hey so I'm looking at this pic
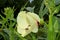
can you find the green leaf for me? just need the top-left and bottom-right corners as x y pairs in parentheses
(39, 1), (48, 18)
(0, 30), (9, 40)
(4, 7), (14, 20)
(53, 5), (60, 15)
(44, 0), (55, 14)
(54, 20), (58, 32)
(26, 6), (35, 12)
(55, 0), (60, 5)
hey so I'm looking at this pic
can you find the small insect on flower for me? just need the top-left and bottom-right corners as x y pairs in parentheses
(17, 11), (40, 37)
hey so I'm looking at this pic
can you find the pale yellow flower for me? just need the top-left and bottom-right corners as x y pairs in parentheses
(17, 11), (40, 37)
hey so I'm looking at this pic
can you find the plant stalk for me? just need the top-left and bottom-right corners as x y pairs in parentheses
(47, 14), (55, 40)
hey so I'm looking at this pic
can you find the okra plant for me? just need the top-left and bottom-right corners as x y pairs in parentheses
(0, 0), (60, 40)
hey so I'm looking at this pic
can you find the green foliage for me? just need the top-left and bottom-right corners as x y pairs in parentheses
(39, 1), (48, 18)
(44, 0), (60, 40)
(0, 0), (60, 40)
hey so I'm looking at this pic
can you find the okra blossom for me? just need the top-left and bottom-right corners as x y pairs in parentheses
(17, 11), (40, 37)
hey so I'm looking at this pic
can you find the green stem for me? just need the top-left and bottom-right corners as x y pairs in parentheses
(47, 15), (55, 40)
(9, 21), (14, 40)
